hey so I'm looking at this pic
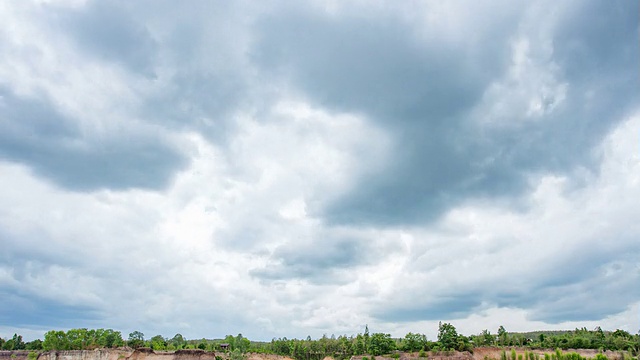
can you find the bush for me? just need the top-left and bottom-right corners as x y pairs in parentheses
(594, 354), (608, 360)
(230, 349), (246, 360)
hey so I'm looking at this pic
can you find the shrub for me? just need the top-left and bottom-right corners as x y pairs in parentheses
(230, 349), (246, 360)
(594, 354), (608, 360)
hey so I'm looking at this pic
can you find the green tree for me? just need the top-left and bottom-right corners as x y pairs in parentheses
(66, 328), (89, 350)
(101, 329), (124, 348)
(498, 326), (508, 347)
(224, 335), (236, 351)
(150, 335), (167, 350)
(128, 331), (145, 349)
(355, 334), (365, 355)
(364, 325), (370, 354)
(43, 330), (69, 350)
(369, 333), (395, 356)
(170, 334), (186, 349)
(2, 338), (14, 350)
(26, 339), (43, 350)
(438, 322), (459, 351)
(14, 334), (25, 350)
(235, 334), (250, 353)
(479, 330), (494, 346)
(402, 332), (427, 352)
(2, 334), (25, 350)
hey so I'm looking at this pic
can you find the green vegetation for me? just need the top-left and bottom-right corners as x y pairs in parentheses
(1, 324), (638, 360)
(403, 332), (427, 352)
(229, 349), (246, 360)
(1, 334), (26, 350)
(40, 328), (125, 350)
(469, 326), (640, 352)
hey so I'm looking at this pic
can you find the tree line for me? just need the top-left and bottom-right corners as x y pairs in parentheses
(469, 327), (639, 351)
(0, 333), (41, 351)
(1, 324), (638, 360)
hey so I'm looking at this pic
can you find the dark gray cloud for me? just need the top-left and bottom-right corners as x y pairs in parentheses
(524, 240), (640, 323)
(0, 290), (100, 328)
(253, 4), (514, 121)
(372, 235), (640, 323)
(250, 236), (367, 284)
(133, 1), (252, 144)
(254, 2), (640, 226)
(54, 0), (158, 77)
(47, 0), (252, 145)
(374, 296), (483, 322)
(0, 88), (186, 191)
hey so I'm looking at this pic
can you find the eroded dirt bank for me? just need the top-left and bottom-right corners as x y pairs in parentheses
(0, 347), (628, 360)
(1, 349), (218, 360)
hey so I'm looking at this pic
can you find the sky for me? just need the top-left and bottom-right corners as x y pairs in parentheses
(1, 0), (639, 342)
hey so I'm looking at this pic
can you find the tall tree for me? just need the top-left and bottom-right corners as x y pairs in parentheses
(364, 325), (370, 354)
(438, 322), (459, 351)
(170, 334), (186, 349)
(498, 326), (508, 347)
(128, 331), (145, 349)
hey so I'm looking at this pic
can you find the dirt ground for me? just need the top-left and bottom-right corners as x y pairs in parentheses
(0, 347), (629, 360)
(471, 347), (626, 360)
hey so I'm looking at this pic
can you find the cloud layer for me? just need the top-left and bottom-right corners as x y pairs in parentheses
(1, 0), (639, 341)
